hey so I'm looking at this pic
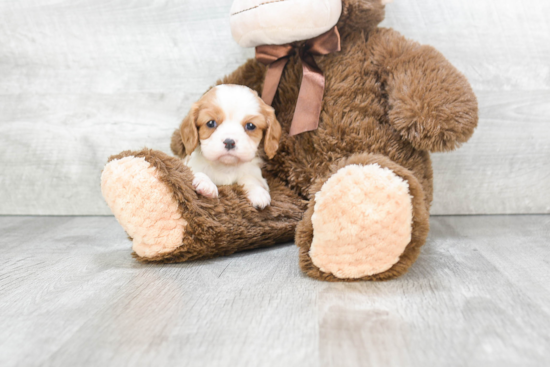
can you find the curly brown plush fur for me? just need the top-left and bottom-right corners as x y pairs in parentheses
(108, 149), (307, 263)
(108, 0), (477, 281)
(295, 153), (430, 281)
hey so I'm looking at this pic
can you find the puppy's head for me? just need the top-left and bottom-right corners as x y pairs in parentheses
(180, 84), (281, 165)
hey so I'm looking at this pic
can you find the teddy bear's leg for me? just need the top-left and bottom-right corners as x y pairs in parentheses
(101, 149), (306, 262)
(296, 153), (430, 281)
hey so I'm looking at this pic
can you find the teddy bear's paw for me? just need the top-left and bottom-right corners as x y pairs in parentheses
(309, 164), (413, 279)
(101, 156), (187, 259)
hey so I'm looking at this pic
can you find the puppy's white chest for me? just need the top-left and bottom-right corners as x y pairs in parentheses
(202, 165), (240, 186)
(185, 150), (271, 209)
(184, 151), (256, 186)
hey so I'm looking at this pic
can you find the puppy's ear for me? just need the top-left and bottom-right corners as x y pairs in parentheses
(180, 103), (199, 155)
(262, 105), (281, 159)
(170, 128), (186, 158)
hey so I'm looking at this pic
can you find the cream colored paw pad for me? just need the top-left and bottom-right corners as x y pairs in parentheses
(309, 164), (413, 278)
(101, 156), (187, 258)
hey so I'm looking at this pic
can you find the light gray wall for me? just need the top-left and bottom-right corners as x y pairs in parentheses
(0, 0), (548, 215)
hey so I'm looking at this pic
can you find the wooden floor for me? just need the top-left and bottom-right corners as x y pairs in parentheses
(0, 215), (549, 367)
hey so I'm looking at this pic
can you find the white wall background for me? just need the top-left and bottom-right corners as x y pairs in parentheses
(0, 0), (548, 215)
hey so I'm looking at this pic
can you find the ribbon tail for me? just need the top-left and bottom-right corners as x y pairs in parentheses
(289, 56), (325, 136)
(261, 58), (289, 106)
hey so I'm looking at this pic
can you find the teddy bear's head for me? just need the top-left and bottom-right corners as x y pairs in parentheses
(230, 0), (390, 48)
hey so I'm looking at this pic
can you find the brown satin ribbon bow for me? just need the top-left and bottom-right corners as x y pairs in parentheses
(255, 26), (341, 136)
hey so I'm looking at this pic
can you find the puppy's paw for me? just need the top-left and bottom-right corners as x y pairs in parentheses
(247, 187), (271, 209)
(192, 173), (218, 199)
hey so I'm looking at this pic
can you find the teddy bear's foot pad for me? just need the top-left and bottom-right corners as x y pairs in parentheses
(309, 164), (413, 279)
(101, 156), (187, 258)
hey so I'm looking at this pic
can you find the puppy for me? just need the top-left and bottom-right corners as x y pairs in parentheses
(179, 84), (282, 209)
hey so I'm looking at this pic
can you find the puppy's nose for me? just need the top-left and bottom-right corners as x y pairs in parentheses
(223, 138), (236, 150)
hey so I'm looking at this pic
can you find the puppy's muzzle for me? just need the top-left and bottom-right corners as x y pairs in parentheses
(223, 138), (236, 151)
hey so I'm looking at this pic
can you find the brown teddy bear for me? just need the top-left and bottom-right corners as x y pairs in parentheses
(101, 0), (478, 281)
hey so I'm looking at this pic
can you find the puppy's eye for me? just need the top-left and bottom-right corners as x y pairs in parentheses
(245, 123), (256, 131)
(206, 120), (217, 128)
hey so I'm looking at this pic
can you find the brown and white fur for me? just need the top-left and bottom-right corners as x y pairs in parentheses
(102, 0), (477, 282)
(179, 84), (281, 209)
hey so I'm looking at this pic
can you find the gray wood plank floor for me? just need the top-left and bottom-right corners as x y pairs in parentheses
(0, 215), (549, 367)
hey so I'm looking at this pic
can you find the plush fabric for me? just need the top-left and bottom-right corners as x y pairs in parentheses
(309, 163), (413, 278)
(104, 149), (307, 263)
(295, 153), (430, 281)
(101, 156), (187, 258)
(103, 0), (478, 281)
(230, 0), (342, 47)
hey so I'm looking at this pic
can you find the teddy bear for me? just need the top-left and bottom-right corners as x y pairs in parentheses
(101, 0), (478, 282)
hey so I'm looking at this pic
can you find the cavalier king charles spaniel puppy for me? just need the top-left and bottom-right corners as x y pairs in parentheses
(179, 84), (282, 209)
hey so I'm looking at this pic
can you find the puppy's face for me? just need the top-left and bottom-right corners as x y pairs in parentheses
(180, 85), (281, 165)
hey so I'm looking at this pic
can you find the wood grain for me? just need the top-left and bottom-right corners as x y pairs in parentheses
(0, 215), (549, 366)
(0, 0), (549, 215)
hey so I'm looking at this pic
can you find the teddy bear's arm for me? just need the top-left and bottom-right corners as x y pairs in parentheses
(171, 59), (266, 158)
(372, 28), (478, 152)
(216, 58), (266, 94)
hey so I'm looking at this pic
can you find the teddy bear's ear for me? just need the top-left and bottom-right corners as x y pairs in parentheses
(261, 105), (281, 159)
(339, 0), (387, 31)
(179, 103), (199, 155)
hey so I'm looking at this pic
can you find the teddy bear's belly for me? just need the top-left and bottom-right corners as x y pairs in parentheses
(267, 125), (433, 206)
(266, 44), (433, 203)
